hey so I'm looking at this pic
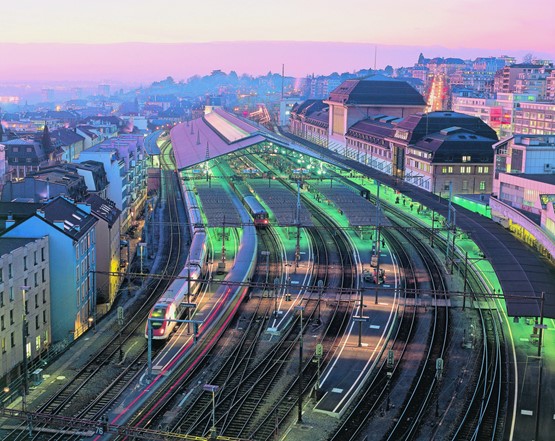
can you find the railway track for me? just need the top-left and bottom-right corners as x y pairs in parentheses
(328, 224), (420, 441)
(133, 163), (356, 440)
(447, 263), (506, 440)
(383, 217), (449, 440)
(245, 187), (356, 441)
(3, 145), (187, 440)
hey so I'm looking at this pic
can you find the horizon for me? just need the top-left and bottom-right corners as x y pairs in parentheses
(2, 0), (554, 87)
(1, 41), (551, 87)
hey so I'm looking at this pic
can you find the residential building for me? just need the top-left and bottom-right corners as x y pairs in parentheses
(2, 139), (47, 179)
(0, 236), (51, 382)
(75, 135), (147, 231)
(84, 194), (121, 307)
(452, 96), (505, 134)
(73, 161), (109, 200)
(1, 165), (88, 203)
(494, 63), (551, 96)
(49, 128), (85, 162)
(513, 102), (555, 135)
(493, 134), (555, 193)
(2, 196), (97, 342)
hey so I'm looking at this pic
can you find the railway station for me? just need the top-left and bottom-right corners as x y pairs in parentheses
(3, 106), (555, 441)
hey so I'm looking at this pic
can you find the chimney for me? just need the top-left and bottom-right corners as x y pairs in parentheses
(5, 212), (15, 228)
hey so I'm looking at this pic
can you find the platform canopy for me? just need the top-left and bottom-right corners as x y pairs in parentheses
(171, 108), (346, 171)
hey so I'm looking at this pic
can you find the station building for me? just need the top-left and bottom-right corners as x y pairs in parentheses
(289, 78), (498, 196)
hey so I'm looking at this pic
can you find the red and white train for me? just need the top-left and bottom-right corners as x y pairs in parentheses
(145, 185), (207, 340)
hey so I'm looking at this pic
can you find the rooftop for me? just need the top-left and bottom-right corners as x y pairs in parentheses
(328, 78), (426, 107)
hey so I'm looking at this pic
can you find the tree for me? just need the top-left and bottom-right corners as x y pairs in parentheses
(522, 53), (534, 64)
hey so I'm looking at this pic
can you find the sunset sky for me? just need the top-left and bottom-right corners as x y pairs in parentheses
(1, 0), (554, 82)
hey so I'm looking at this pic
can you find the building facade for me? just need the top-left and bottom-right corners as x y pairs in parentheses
(2, 197), (97, 342)
(0, 236), (51, 382)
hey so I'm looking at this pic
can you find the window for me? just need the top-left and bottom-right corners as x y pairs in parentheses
(462, 155), (471, 162)
(479, 181), (486, 191)
(41, 248), (45, 262)
(25, 299), (28, 315)
(42, 268), (46, 283)
(35, 316), (39, 330)
(462, 180), (468, 190)
(42, 289), (46, 304)
(43, 310), (47, 324)
(1, 337), (5, 353)
(34, 273), (38, 287)
(0, 292), (3, 307)
(34, 294), (38, 309)
(10, 310), (14, 325)
(11, 332), (16, 347)
(34, 251), (37, 266)
(8, 264), (12, 278)
(484, 166), (489, 173)
(1, 315), (4, 330)
(9, 286), (13, 301)
(36, 335), (41, 352)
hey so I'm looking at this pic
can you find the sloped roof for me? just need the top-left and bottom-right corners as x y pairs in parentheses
(37, 196), (97, 240)
(171, 109), (266, 170)
(395, 111), (498, 143)
(328, 78), (426, 106)
(0, 238), (40, 257)
(347, 117), (397, 139)
(84, 194), (121, 227)
(50, 128), (85, 147)
(412, 128), (496, 162)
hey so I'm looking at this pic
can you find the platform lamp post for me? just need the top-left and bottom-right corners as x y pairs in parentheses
(203, 384), (219, 439)
(317, 280), (324, 325)
(262, 251), (270, 286)
(21, 285), (31, 408)
(534, 293), (546, 441)
(274, 277), (280, 317)
(462, 252), (491, 311)
(139, 242), (146, 275)
(295, 305), (305, 424)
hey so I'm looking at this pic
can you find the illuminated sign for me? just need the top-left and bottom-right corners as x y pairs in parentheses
(539, 194), (555, 210)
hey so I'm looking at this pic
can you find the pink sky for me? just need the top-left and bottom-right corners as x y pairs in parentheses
(1, 41), (553, 84)
(1, 0), (554, 83)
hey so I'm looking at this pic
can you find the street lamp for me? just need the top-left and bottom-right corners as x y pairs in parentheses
(21, 285), (31, 407)
(294, 305), (305, 424)
(203, 384), (219, 439)
(274, 277), (280, 317)
(462, 252), (489, 311)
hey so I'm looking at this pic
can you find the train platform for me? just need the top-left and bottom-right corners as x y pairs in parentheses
(309, 179), (389, 227)
(194, 180), (242, 227)
(248, 179), (314, 226)
(282, 132), (555, 318)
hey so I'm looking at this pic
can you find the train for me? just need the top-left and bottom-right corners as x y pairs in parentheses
(243, 195), (269, 227)
(231, 181), (269, 228)
(145, 182), (207, 340)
